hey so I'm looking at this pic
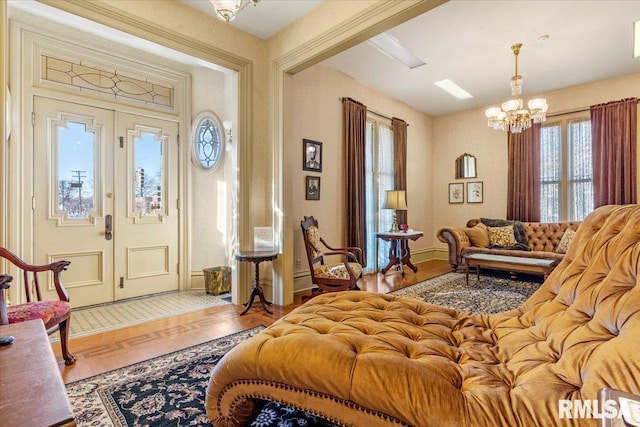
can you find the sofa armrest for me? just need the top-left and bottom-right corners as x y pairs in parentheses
(437, 227), (471, 270)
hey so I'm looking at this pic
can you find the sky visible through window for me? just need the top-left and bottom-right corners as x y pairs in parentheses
(58, 122), (162, 218)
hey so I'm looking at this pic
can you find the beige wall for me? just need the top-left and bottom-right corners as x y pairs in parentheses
(432, 72), (640, 252)
(286, 64), (433, 291)
(190, 68), (235, 274)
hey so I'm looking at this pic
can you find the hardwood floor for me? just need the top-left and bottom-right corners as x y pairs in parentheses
(53, 259), (452, 384)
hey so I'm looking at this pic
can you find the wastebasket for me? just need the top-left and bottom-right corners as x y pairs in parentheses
(203, 266), (231, 295)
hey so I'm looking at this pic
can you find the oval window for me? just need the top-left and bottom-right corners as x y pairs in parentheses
(192, 111), (224, 171)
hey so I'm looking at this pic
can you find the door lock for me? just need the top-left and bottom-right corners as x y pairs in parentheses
(105, 214), (113, 240)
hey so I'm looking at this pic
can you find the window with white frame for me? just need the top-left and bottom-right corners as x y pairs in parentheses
(540, 115), (594, 222)
(364, 114), (394, 273)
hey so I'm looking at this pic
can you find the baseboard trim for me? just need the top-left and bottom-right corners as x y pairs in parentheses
(411, 248), (448, 263)
(191, 271), (204, 290)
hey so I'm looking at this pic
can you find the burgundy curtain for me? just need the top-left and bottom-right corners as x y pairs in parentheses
(506, 124), (541, 221)
(343, 97), (368, 266)
(392, 117), (408, 226)
(591, 98), (638, 208)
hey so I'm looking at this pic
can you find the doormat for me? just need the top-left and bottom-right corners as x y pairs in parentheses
(59, 290), (231, 341)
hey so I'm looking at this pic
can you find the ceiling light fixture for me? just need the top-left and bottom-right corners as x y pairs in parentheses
(210, 0), (260, 23)
(367, 33), (426, 69)
(485, 43), (548, 133)
(434, 79), (473, 100)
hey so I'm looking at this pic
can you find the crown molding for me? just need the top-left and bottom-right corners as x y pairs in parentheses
(38, 0), (252, 72)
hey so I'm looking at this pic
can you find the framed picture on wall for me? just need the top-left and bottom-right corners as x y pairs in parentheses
(467, 181), (483, 204)
(303, 139), (322, 172)
(305, 176), (321, 200)
(448, 183), (464, 204)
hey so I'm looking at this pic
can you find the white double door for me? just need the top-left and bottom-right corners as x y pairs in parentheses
(33, 97), (179, 307)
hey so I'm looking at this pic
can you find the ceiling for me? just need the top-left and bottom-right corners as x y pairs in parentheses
(174, 1), (640, 117)
(180, 0), (325, 40)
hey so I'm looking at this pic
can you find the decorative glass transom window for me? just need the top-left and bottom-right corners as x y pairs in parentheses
(192, 111), (224, 171)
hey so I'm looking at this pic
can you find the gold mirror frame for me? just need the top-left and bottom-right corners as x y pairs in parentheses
(455, 153), (477, 179)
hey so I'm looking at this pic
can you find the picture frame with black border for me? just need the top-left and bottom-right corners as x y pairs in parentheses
(303, 139), (322, 172)
(448, 182), (464, 204)
(467, 181), (483, 204)
(305, 176), (320, 200)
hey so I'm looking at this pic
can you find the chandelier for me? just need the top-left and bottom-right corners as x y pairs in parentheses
(485, 43), (548, 133)
(210, 0), (260, 23)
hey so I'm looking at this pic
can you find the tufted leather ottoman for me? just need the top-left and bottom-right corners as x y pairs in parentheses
(208, 204), (640, 426)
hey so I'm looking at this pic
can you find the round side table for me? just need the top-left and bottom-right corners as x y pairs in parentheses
(235, 251), (278, 315)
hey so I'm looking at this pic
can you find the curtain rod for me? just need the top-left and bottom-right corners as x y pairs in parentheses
(339, 97), (409, 126)
(548, 99), (640, 118)
(547, 107), (589, 118)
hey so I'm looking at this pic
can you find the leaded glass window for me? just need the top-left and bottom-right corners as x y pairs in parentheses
(192, 112), (224, 171)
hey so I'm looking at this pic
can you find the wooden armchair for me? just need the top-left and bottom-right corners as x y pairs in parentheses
(0, 247), (75, 365)
(300, 216), (363, 293)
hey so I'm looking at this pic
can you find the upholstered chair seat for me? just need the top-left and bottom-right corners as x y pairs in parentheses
(313, 262), (363, 280)
(7, 300), (71, 324)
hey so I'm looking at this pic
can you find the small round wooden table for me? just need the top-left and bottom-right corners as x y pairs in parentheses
(235, 250), (278, 315)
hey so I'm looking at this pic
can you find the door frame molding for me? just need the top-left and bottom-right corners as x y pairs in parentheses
(31, 0), (253, 305)
(9, 18), (195, 304)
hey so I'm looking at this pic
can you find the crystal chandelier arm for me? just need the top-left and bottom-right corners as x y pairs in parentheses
(484, 43), (548, 133)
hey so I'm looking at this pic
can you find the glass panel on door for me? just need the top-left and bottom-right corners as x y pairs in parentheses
(133, 132), (163, 217)
(57, 122), (95, 220)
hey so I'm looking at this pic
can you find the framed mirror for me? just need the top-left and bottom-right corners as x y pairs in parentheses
(455, 153), (477, 179)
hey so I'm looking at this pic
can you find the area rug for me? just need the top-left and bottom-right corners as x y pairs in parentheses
(390, 271), (543, 313)
(61, 290), (231, 341)
(67, 326), (337, 427)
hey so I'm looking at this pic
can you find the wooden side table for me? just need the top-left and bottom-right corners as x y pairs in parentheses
(0, 320), (76, 426)
(376, 231), (424, 277)
(235, 251), (278, 315)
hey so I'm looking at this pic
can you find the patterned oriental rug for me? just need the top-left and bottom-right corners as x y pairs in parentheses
(67, 326), (338, 427)
(67, 272), (542, 426)
(390, 271), (543, 313)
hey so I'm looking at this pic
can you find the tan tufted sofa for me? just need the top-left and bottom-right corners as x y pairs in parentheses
(437, 218), (581, 271)
(207, 205), (640, 426)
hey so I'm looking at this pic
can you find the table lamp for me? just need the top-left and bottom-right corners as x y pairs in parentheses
(383, 190), (407, 232)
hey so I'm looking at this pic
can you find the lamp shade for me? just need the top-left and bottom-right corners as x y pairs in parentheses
(383, 190), (408, 210)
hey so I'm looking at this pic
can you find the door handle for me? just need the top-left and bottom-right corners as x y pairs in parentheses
(105, 214), (113, 240)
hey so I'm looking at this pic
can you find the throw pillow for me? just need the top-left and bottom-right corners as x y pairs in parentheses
(556, 229), (576, 254)
(465, 223), (490, 247)
(487, 225), (518, 247)
(481, 218), (528, 246)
